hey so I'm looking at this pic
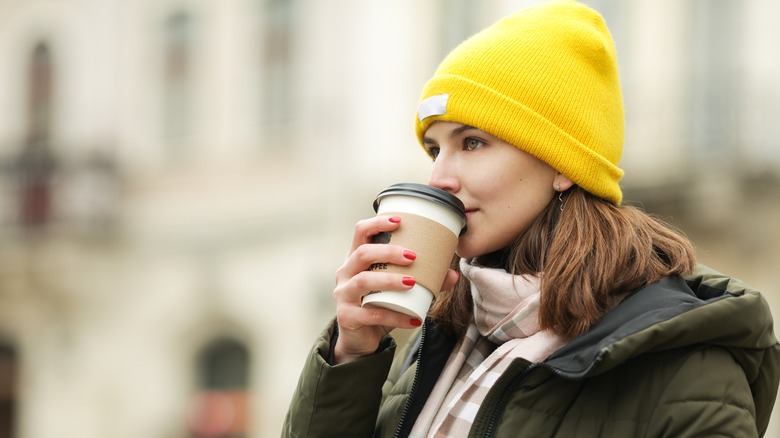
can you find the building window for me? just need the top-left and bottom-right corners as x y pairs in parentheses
(262, 0), (294, 126)
(188, 338), (251, 438)
(17, 42), (57, 228)
(0, 344), (17, 438)
(689, 0), (743, 160)
(27, 43), (53, 146)
(163, 11), (195, 150)
(438, 0), (479, 58)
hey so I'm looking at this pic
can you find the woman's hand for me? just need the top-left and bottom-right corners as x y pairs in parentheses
(332, 215), (459, 364)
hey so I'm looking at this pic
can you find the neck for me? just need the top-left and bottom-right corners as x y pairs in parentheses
(474, 247), (511, 270)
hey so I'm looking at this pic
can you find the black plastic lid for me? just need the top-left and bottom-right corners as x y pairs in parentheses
(373, 183), (467, 233)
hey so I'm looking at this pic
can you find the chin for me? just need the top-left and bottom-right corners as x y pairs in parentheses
(456, 240), (486, 261)
(457, 235), (511, 263)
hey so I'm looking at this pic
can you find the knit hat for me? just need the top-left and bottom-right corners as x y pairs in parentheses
(415, 0), (625, 205)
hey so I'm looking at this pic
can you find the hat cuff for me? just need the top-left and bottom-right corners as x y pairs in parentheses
(415, 74), (624, 205)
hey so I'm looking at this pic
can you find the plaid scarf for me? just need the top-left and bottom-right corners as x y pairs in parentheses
(409, 259), (567, 438)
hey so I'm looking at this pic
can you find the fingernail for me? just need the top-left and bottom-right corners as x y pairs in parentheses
(403, 250), (416, 260)
(402, 276), (416, 286)
(410, 318), (422, 327)
(388, 216), (401, 223)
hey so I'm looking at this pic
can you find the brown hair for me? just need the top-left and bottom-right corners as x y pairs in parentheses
(429, 186), (696, 339)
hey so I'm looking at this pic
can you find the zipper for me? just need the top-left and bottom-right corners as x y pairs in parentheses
(394, 321), (427, 438)
(482, 363), (536, 438)
(482, 355), (604, 438)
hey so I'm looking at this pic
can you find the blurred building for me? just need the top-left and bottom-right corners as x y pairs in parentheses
(0, 0), (777, 437)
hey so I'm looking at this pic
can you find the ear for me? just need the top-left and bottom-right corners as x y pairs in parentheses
(553, 173), (574, 191)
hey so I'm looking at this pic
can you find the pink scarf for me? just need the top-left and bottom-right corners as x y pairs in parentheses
(409, 259), (567, 438)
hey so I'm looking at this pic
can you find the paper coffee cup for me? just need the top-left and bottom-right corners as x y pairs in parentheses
(362, 183), (467, 320)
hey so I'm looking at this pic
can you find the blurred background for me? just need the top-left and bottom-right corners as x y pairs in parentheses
(0, 0), (778, 436)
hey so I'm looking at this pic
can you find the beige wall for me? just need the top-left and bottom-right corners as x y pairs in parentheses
(0, 0), (778, 436)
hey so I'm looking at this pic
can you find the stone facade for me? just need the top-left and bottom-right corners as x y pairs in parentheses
(0, 1), (777, 437)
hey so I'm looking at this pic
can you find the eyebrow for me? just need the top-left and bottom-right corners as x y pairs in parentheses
(422, 124), (478, 144)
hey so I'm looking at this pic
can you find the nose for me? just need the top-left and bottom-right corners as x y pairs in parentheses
(427, 154), (459, 193)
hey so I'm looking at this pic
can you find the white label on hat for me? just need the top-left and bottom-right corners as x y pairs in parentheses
(417, 94), (449, 121)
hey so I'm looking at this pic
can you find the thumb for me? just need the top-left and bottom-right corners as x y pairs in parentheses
(440, 269), (460, 292)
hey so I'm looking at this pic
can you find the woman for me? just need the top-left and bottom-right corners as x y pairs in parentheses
(284, 1), (780, 437)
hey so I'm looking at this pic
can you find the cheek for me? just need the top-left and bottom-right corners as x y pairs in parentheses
(456, 214), (520, 258)
(501, 192), (551, 237)
(504, 209), (536, 240)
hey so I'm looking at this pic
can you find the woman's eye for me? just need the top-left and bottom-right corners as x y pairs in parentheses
(427, 147), (440, 160)
(465, 138), (486, 151)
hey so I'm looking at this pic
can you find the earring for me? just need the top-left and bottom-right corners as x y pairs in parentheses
(558, 191), (564, 212)
(554, 183), (561, 191)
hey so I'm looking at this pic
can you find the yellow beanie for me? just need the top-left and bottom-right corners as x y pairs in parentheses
(415, 0), (624, 205)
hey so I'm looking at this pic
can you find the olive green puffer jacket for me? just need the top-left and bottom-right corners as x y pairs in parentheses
(283, 265), (780, 437)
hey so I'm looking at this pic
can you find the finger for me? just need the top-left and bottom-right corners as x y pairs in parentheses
(337, 302), (423, 332)
(348, 215), (403, 255)
(440, 268), (460, 292)
(334, 305), (419, 363)
(336, 244), (417, 282)
(333, 271), (416, 304)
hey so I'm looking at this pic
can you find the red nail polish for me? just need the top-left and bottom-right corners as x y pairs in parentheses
(402, 276), (416, 286)
(403, 250), (416, 260)
(410, 318), (422, 327)
(388, 216), (401, 223)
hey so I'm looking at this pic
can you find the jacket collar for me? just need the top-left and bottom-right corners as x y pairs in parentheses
(545, 268), (776, 379)
(544, 275), (708, 377)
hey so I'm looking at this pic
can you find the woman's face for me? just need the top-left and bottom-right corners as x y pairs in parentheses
(423, 121), (569, 260)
